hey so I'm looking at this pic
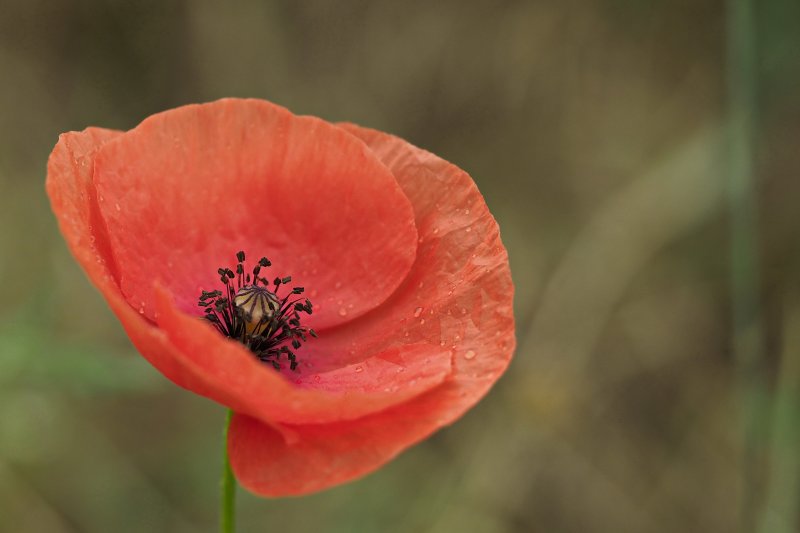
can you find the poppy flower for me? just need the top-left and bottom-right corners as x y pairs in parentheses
(46, 98), (515, 496)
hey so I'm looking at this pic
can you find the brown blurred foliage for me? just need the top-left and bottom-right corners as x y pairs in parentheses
(1, 1), (799, 532)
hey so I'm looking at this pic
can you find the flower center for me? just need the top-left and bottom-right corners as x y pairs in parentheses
(198, 251), (316, 371)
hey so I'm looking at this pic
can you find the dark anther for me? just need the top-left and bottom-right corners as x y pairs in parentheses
(198, 251), (315, 372)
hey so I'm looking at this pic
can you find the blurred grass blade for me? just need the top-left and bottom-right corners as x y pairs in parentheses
(758, 291), (800, 533)
(726, 0), (768, 530)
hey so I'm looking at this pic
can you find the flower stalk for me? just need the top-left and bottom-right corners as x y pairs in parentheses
(221, 409), (236, 533)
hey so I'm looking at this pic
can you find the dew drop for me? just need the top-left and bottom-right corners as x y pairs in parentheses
(337, 299), (343, 305)
(433, 228), (439, 235)
(313, 375), (321, 383)
(338, 307), (348, 317)
(114, 202), (121, 212)
(461, 308), (468, 315)
(465, 227), (472, 233)
(355, 366), (363, 373)
(419, 318), (425, 325)
(396, 367), (405, 373)
(418, 281), (424, 288)
(464, 350), (477, 360)
(413, 307), (423, 318)
(334, 281), (342, 289)
(439, 340), (446, 347)
(464, 208), (470, 215)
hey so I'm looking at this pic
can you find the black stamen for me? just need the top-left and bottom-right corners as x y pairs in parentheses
(198, 251), (315, 372)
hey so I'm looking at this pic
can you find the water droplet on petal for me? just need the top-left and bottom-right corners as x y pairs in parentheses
(465, 208), (470, 215)
(338, 307), (347, 317)
(334, 281), (342, 289)
(461, 308), (468, 315)
(413, 307), (423, 318)
(464, 350), (477, 360)
(418, 281), (424, 288)
(355, 366), (363, 373)
(313, 375), (321, 383)
(433, 227), (439, 235)
(419, 318), (425, 325)
(114, 202), (121, 212)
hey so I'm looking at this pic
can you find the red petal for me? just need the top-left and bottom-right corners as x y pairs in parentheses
(47, 117), (453, 427)
(92, 98), (417, 330)
(228, 124), (515, 496)
(46, 129), (215, 391)
(153, 286), (452, 424)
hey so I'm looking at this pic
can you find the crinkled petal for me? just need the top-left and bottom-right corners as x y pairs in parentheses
(228, 124), (515, 496)
(46, 128), (256, 398)
(47, 121), (453, 426)
(153, 286), (452, 424)
(92, 98), (417, 330)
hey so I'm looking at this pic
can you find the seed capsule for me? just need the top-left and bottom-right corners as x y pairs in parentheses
(234, 285), (280, 333)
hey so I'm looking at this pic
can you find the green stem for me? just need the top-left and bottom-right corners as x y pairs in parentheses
(220, 409), (236, 533)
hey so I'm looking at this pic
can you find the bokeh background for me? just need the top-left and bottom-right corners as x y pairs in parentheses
(2, 1), (799, 532)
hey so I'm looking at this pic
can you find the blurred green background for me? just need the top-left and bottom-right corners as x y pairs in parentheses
(2, 1), (799, 532)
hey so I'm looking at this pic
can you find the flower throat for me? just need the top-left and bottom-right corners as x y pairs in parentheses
(197, 251), (315, 371)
